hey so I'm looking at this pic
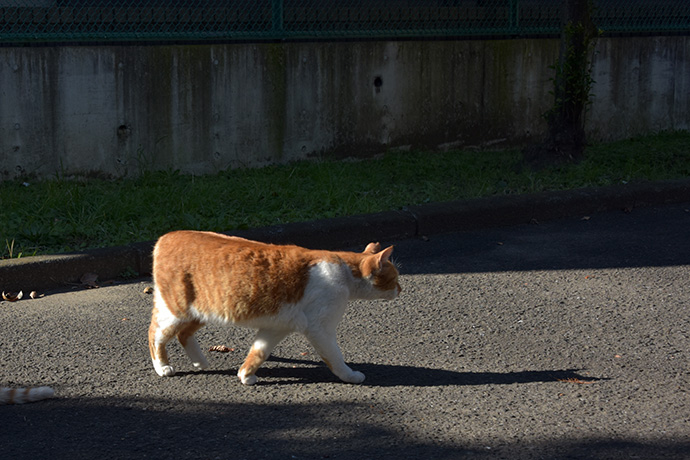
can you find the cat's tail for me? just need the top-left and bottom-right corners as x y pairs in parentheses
(0, 386), (55, 405)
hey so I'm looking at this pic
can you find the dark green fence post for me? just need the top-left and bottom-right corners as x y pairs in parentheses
(272, 0), (284, 35)
(510, 0), (519, 34)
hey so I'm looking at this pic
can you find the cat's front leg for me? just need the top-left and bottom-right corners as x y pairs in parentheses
(238, 329), (289, 385)
(305, 330), (365, 384)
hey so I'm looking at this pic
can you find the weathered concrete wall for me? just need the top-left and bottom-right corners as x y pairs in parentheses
(588, 36), (690, 140)
(0, 36), (688, 180)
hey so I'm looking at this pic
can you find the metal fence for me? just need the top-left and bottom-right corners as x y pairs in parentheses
(0, 0), (688, 43)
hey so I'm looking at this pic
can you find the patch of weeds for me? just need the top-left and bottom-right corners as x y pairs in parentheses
(119, 267), (139, 279)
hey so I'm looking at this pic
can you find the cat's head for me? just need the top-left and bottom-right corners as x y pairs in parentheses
(360, 243), (401, 300)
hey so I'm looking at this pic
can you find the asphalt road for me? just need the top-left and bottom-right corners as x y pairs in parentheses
(2, 202), (689, 460)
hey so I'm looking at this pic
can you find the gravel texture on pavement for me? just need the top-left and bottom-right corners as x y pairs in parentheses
(2, 201), (689, 459)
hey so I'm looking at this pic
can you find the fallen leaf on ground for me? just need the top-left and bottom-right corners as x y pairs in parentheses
(143, 287), (154, 294)
(29, 290), (45, 299)
(2, 291), (23, 302)
(209, 345), (233, 353)
(557, 377), (596, 385)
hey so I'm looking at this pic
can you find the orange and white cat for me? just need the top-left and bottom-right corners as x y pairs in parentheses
(148, 230), (401, 385)
(0, 386), (54, 404)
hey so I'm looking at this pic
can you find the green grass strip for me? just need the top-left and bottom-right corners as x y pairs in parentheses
(1, 130), (689, 258)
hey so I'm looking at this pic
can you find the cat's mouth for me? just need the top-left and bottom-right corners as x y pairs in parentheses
(384, 283), (402, 300)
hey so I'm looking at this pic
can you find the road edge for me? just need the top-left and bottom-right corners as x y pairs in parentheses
(2, 178), (689, 292)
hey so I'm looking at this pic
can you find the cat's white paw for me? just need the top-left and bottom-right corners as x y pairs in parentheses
(343, 371), (365, 384)
(153, 360), (176, 377)
(239, 374), (258, 386)
(192, 360), (210, 370)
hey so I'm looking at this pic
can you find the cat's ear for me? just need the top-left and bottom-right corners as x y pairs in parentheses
(364, 242), (381, 254)
(375, 246), (394, 268)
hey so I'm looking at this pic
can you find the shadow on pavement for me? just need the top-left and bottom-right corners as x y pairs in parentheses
(393, 204), (690, 275)
(3, 395), (687, 460)
(264, 357), (606, 388)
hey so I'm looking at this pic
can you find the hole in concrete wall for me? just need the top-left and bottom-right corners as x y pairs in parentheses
(374, 76), (383, 94)
(117, 124), (131, 139)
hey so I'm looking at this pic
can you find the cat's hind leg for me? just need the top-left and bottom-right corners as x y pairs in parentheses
(177, 321), (210, 371)
(305, 329), (365, 384)
(238, 329), (288, 385)
(149, 297), (185, 377)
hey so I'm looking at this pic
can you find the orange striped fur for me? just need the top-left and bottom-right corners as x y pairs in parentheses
(148, 230), (401, 385)
(0, 386), (54, 405)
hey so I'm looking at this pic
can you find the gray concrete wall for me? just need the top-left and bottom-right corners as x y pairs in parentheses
(1, 36), (688, 180)
(588, 36), (690, 140)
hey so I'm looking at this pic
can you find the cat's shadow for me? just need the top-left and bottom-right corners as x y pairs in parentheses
(181, 356), (606, 387)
